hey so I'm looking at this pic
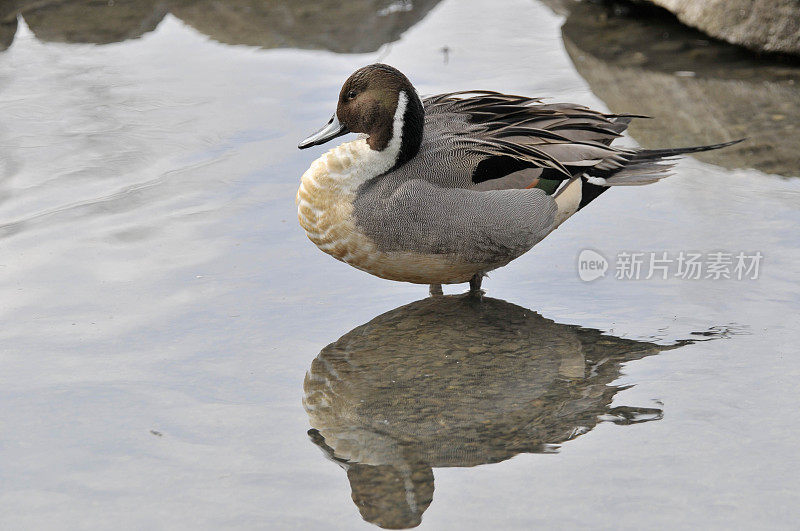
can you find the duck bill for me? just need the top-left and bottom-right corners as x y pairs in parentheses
(298, 114), (349, 149)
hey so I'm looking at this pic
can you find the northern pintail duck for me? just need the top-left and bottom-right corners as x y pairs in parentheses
(297, 64), (740, 295)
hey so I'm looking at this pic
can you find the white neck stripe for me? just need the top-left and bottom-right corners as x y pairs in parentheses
(388, 90), (409, 156)
(366, 90), (408, 176)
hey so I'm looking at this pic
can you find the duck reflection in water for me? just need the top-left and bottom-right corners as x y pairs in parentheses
(304, 295), (721, 529)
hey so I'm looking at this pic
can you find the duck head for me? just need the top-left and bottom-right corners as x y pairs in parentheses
(298, 63), (425, 168)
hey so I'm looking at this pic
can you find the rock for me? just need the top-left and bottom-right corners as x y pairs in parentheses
(0, 19), (15, 51)
(641, 0), (800, 56)
(170, 0), (442, 54)
(5, 0), (442, 53)
(22, 0), (168, 44)
(561, 1), (800, 177)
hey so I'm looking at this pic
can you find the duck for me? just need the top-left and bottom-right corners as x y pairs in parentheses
(296, 63), (740, 296)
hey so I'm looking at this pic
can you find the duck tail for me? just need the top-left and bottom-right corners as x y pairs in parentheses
(552, 138), (744, 228)
(582, 138), (745, 190)
(586, 138), (745, 188)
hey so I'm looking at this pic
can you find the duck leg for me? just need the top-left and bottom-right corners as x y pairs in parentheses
(429, 283), (443, 297)
(469, 274), (483, 296)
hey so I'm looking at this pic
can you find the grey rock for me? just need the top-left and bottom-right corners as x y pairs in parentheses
(642, 0), (800, 56)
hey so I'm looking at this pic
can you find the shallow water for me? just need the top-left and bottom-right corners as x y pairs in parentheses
(1, 0), (799, 529)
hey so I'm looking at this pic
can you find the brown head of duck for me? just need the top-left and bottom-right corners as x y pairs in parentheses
(298, 64), (424, 168)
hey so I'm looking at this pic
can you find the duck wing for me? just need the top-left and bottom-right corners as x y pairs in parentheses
(420, 90), (741, 209)
(421, 90), (635, 189)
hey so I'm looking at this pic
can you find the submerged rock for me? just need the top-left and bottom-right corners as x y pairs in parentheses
(642, 0), (800, 56)
(561, 1), (800, 177)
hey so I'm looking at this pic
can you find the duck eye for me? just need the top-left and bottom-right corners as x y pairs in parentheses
(346, 90), (357, 100)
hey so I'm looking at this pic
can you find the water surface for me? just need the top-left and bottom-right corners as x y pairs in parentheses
(1, 0), (799, 529)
